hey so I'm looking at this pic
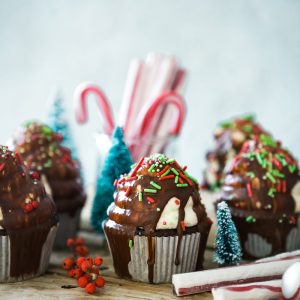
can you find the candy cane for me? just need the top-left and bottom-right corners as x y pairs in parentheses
(138, 91), (185, 138)
(74, 82), (115, 135)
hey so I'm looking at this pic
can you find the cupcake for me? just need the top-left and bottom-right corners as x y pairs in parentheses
(0, 145), (58, 282)
(219, 134), (300, 259)
(104, 153), (212, 283)
(201, 114), (269, 247)
(11, 122), (86, 248)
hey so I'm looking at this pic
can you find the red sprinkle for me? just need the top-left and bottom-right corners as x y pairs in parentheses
(273, 158), (282, 169)
(247, 183), (253, 197)
(157, 165), (169, 176)
(125, 186), (131, 197)
(282, 180), (287, 193)
(131, 156), (144, 177)
(24, 203), (33, 213)
(147, 197), (155, 204)
(159, 175), (174, 181)
(290, 216), (297, 224)
(0, 163), (5, 172)
(179, 173), (193, 186)
(125, 176), (137, 182)
(15, 152), (22, 164)
(178, 177), (184, 184)
(182, 166), (187, 171)
(118, 178), (125, 184)
(276, 181), (281, 192)
(180, 221), (186, 231)
(113, 179), (118, 187)
(31, 201), (39, 209)
(174, 160), (181, 169)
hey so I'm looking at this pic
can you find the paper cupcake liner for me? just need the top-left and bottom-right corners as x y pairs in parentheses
(54, 209), (81, 249)
(244, 233), (273, 258)
(286, 214), (300, 251)
(0, 225), (57, 283)
(128, 232), (201, 283)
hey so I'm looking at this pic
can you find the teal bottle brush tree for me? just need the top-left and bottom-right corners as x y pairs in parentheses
(47, 92), (79, 161)
(214, 201), (242, 265)
(91, 126), (133, 233)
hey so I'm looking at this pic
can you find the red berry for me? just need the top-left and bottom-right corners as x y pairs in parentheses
(72, 268), (83, 279)
(68, 269), (76, 278)
(29, 171), (40, 180)
(85, 257), (93, 265)
(66, 238), (75, 247)
(24, 203), (33, 213)
(95, 276), (105, 288)
(85, 283), (96, 294)
(78, 276), (88, 288)
(76, 257), (85, 267)
(31, 201), (39, 209)
(76, 245), (89, 256)
(75, 236), (84, 245)
(62, 257), (74, 270)
(93, 256), (103, 266)
(81, 261), (92, 272)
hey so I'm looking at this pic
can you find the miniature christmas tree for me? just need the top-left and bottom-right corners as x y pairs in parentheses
(214, 201), (242, 265)
(47, 93), (78, 160)
(91, 126), (133, 232)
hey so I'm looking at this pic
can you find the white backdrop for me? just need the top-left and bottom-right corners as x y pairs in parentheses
(0, 0), (299, 184)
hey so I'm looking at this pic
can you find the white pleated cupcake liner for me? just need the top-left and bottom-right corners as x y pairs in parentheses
(54, 209), (81, 249)
(0, 225), (58, 283)
(244, 213), (300, 258)
(128, 232), (201, 283)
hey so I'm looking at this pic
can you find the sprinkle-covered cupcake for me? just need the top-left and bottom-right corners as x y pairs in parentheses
(201, 114), (269, 247)
(219, 135), (300, 259)
(104, 154), (212, 283)
(0, 146), (58, 282)
(11, 122), (86, 248)
(203, 114), (268, 191)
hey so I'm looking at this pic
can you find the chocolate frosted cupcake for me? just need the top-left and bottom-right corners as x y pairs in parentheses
(201, 114), (269, 247)
(104, 154), (211, 283)
(0, 146), (58, 282)
(219, 134), (300, 259)
(203, 114), (268, 191)
(11, 122), (86, 248)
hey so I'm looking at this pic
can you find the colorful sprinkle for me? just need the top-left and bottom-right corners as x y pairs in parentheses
(157, 165), (169, 176)
(183, 171), (198, 184)
(160, 169), (171, 177)
(246, 171), (255, 178)
(180, 221), (186, 231)
(166, 158), (175, 163)
(176, 183), (188, 188)
(147, 197), (155, 204)
(125, 186), (131, 197)
(272, 170), (285, 178)
(150, 181), (161, 190)
(179, 173), (193, 186)
(175, 176), (179, 184)
(159, 174), (174, 181)
(171, 168), (179, 175)
(144, 188), (157, 193)
(282, 180), (287, 193)
(288, 164), (296, 174)
(246, 183), (253, 197)
(0, 163), (5, 172)
(138, 192), (143, 202)
(131, 156), (144, 177)
(268, 188), (276, 198)
(148, 164), (156, 173)
(266, 172), (276, 184)
(246, 216), (256, 223)
(128, 239), (133, 249)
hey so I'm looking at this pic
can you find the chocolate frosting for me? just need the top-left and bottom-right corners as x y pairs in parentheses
(203, 115), (269, 191)
(12, 122), (86, 214)
(219, 135), (300, 258)
(105, 153), (211, 282)
(0, 145), (57, 277)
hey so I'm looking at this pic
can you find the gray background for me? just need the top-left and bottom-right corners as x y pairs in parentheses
(0, 0), (299, 183)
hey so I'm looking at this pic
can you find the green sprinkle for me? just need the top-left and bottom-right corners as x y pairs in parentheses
(272, 170), (285, 178)
(243, 124), (252, 133)
(130, 163), (136, 169)
(267, 161), (273, 173)
(246, 172), (255, 178)
(128, 239), (133, 249)
(150, 181), (161, 190)
(246, 215), (256, 223)
(242, 114), (255, 121)
(275, 154), (287, 166)
(268, 188), (276, 198)
(138, 192), (143, 202)
(184, 171), (198, 184)
(148, 164), (156, 172)
(166, 158), (175, 163)
(144, 188), (157, 193)
(42, 126), (52, 136)
(260, 134), (276, 147)
(171, 168), (179, 175)
(159, 155), (166, 162)
(44, 160), (52, 168)
(266, 172), (276, 184)
(161, 169), (170, 177)
(255, 153), (263, 166)
(175, 176), (179, 184)
(176, 183), (188, 188)
(219, 120), (234, 129)
(289, 165), (296, 173)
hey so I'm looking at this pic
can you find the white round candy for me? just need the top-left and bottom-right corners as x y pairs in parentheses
(282, 262), (300, 299)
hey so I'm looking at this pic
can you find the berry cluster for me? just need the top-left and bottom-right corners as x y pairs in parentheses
(62, 237), (105, 295)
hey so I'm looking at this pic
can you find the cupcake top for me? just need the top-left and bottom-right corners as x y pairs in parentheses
(203, 114), (269, 191)
(220, 134), (300, 219)
(107, 153), (210, 236)
(0, 145), (57, 231)
(12, 121), (86, 214)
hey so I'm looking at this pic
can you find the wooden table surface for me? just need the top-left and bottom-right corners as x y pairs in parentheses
(0, 241), (216, 300)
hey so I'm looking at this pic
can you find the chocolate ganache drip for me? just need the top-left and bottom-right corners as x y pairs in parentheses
(203, 114), (269, 191)
(105, 154), (211, 282)
(12, 122), (86, 215)
(0, 145), (57, 277)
